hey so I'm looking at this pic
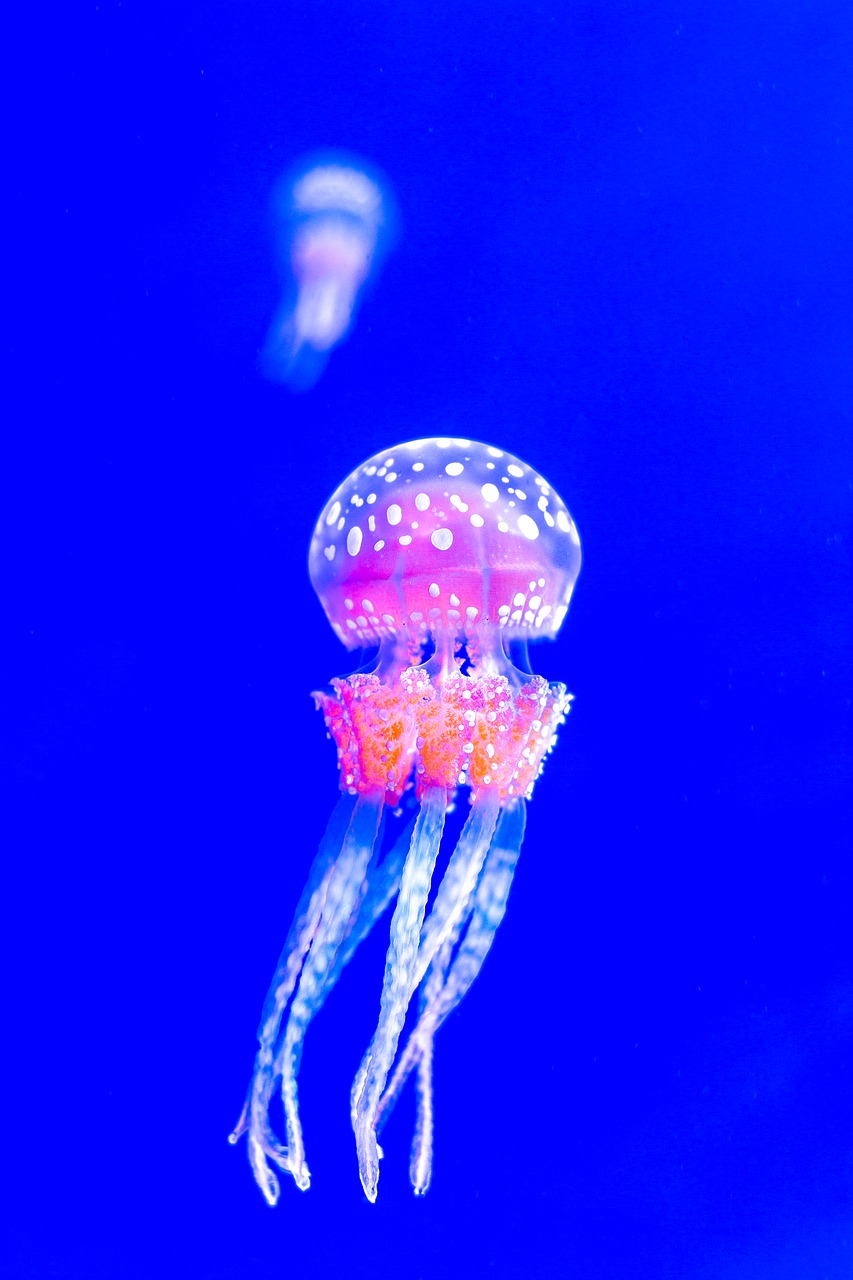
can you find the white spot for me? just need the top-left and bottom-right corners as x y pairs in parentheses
(362, 599), (374, 613)
(497, 521), (509, 533)
(385, 472), (398, 482)
(377, 467), (387, 477)
(365, 466), (378, 476)
(543, 511), (555, 527)
(449, 593), (460, 606)
(415, 493), (431, 511)
(325, 501), (341, 526)
(387, 504), (402, 526)
(399, 534), (412, 545)
(324, 545), (335, 561)
(481, 483), (500, 504)
(498, 605), (511, 617)
(529, 595), (541, 610)
(513, 592), (526, 607)
(344, 598), (354, 609)
(507, 464), (524, 478)
(431, 528), (453, 551)
(367, 493), (377, 505)
(346, 527), (363, 556)
(445, 462), (464, 476)
(382, 613), (395, 625)
(346, 619), (357, 630)
(518, 514), (540, 541)
(556, 510), (572, 533)
(356, 616), (367, 626)
(487, 447), (503, 458)
(337, 518), (345, 531)
(537, 496), (549, 511)
(368, 515), (376, 532)
(450, 494), (469, 512)
(470, 513), (485, 528)
(514, 488), (527, 500)
(466, 606), (479, 620)
(412, 462), (425, 472)
(374, 539), (385, 551)
(429, 583), (440, 597)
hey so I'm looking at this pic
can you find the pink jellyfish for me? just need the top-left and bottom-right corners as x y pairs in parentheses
(260, 156), (394, 390)
(230, 436), (582, 1204)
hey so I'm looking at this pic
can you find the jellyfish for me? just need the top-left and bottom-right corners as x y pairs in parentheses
(230, 436), (582, 1204)
(260, 155), (395, 390)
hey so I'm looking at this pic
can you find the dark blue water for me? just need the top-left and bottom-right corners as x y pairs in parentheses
(5, 3), (852, 1277)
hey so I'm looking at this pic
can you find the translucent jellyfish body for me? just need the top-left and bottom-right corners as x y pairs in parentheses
(231, 437), (581, 1204)
(260, 156), (395, 390)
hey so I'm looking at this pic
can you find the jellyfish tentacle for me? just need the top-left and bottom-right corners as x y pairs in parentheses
(330, 810), (415, 979)
(275, 789), (384, 1190)
(351, 786), (447, 1201)
(229, 792), (357, 1203)
(412, 789), (502, 994)
(410, 1035), (434, 1195)
(375, 799), (526, 1194)
(353, 789), (501, 1201)
(230, 791), (385, 1203)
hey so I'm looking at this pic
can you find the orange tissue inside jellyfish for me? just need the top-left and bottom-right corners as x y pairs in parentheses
(230, 436), (581, 1206)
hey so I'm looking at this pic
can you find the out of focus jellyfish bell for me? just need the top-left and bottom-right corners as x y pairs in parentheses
(230, 437), (581, 1204)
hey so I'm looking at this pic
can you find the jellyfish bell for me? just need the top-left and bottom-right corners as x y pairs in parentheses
(260, 154), (397, 390)
(309, 435), (581, 653)
(231, 437), (581, 1205)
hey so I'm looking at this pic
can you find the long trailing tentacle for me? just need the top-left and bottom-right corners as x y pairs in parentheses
(350, 786), (447, 1201)
(376, 798), (526, 1194)
(228, 792), (357, 1203)
(352, 788), (501, 1202)
(230, 789), (397, 1204)
(276, 791), (384, 1190)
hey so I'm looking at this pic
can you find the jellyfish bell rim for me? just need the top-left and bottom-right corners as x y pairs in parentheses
(307, 437), (582, 652)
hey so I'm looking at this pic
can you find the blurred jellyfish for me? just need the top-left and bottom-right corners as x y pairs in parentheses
(260, 155), (395, 390)
(230, 437), (582, 1204)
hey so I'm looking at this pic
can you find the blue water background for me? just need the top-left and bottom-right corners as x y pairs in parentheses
(4, 3), (852, 1277)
